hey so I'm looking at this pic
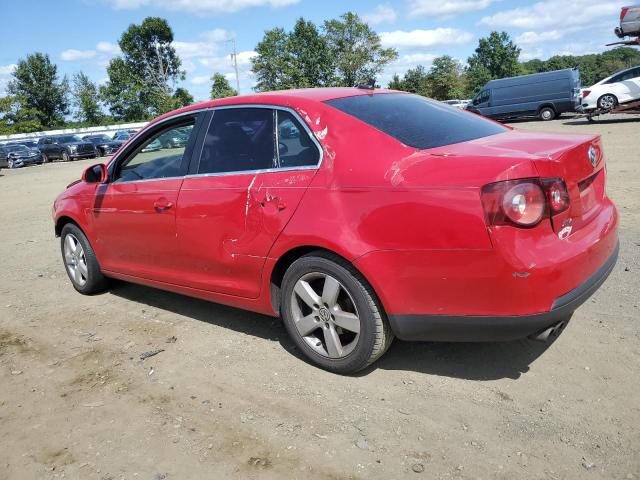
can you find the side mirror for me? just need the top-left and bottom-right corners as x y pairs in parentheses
(82, 163), (108, 184)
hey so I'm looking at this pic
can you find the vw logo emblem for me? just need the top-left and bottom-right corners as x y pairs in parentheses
(319, 307), (331, 322)
(588, 146), (597, 168)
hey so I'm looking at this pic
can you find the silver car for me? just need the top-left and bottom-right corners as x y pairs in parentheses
(615, 5), (640, 38)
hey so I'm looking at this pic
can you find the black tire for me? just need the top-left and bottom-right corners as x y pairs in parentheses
(60, 223), (109, 295)
(7, 159), (15, 169)
(280, 251), (393, 374)
(539, 106), (556, 121)
(61, 151), (70, 162)
(95, 147), (103, 157)
(41, 152), (49, 163)
(597, 94), (618, 110)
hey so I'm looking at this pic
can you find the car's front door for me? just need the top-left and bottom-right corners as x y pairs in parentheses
(91, 114), (201, 283)
(175, 107), (321, 298)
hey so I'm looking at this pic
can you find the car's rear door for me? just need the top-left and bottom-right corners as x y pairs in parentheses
(174, 106), (321, 298)
(91, 113), (203, 283)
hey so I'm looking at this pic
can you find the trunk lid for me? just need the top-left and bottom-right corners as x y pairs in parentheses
(429, 129), (606, 235)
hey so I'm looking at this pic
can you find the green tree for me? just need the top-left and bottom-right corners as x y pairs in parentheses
(7, 53), (68, 128)
(387, 65), (431, 96)
(323, 12), (398, 86)
(72, 72), (101, 124)
(210, 73), (237, 99)
(467, 31), (521, 94)
(428, 55), (465, 100)
(0, 95), (43, 134)
(101, 17), (185, 119)
(252, 18), (335, 92)
(100, 57), (146, 121)
(172, 87), (193, 107)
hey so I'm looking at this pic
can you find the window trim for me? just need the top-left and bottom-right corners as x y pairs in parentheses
(187, 104), (323, 179)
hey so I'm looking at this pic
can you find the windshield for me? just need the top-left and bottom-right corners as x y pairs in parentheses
(326, 93), (507, 150)
(58, 135), (82, 143)
(6, 145), (29, 153)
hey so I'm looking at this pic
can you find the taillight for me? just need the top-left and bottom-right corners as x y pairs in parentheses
(621, 7), (629, 20)
(481, 178), (569, 228)
(582, 90), (591, 99)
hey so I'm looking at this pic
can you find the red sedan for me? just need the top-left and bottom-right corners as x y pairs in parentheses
(52, 88), (619, 374)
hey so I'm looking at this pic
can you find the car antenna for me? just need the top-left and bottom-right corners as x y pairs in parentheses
(356, 79), (377, 90)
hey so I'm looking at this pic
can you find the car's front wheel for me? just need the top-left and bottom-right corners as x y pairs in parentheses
(280, 252), (393, 374)
(61, 151), (70, 162)
(60, 223), (108, 295)
(598, 94), (618, 110)
(7, 159), (15, 169)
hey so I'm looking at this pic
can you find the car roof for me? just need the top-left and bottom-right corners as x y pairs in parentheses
(151, 87), (399, 124)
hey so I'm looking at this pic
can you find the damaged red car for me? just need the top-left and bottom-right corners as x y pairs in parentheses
(52, 88), (619, 373)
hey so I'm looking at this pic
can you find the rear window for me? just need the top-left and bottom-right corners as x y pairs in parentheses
(326, 93), (507, 150)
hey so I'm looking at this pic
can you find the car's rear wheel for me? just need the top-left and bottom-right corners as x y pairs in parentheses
(41, 152), (48, 163)
(539, 106), (556, 121)
(598, 94), (618, 110)
(60, 223), (108, 295)
(61, 151), (70, 162)
(280, 252), (393, 374)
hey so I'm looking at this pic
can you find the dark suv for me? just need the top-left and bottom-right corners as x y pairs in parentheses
(82, 134), (124, 157)
(38, 135), (97, 163)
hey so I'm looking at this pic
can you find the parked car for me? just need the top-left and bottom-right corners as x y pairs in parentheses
(52, 88), (618, 374)
(83, 134), (124, 157)
(112, 131), (132, 141)
(157, 129), (189, 149)
(9, 140), (40, 152)
(467, 68), (581, 121)
(578, 66), (640, 111)
(0, 143), (43, 168)
(442, 99), (470, 109)
(141, 138), (162, 152)
(38, 135), (97, 163)
(615, 4), (640, 38)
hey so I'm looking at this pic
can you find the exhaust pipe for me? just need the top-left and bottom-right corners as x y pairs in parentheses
(529, 320), (567, 343)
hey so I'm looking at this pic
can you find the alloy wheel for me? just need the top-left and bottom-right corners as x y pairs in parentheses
(64, 234), (88, 286)
(599, 94), (616, 110)
(290, 272), (361, 359)
(8, 159), (14, 169)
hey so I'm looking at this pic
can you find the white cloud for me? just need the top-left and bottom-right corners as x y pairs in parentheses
(61, 49), (96, 61)
(0, 64), (17, 75)
(108, 0), (299, 14)
(191, 75), (211, 85)
(201, 28), (231, 42)
(519, 48), (545, 61)
(363, 4), (397, 26)
(61, 41), (121, 62)
(479, 0), (625, 29)
(174, 41), (219, 59)
(408, 0), (497, 19)
(96, 41), (121, 55)
(516, 30), (565, 45)
(380, 28), (474, 49)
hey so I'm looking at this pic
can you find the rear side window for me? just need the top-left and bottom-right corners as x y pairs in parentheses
(276, 110), (320, 168)
(198, 108), (321, 175)
(199, 108), (275, 174)
(326, 93), (507, 150)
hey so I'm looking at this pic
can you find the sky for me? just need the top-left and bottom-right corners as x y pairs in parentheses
(0, 0), (629, 102)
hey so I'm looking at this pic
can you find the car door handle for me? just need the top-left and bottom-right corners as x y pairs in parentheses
(153, 198), (174, 211)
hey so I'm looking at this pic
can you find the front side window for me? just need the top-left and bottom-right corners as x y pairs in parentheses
(327, 93), (507, 150)
(114, 120), (195, 182)
(198, 108), (276, 174)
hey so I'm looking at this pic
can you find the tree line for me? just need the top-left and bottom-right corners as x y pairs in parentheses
(2, 13), (640, 135)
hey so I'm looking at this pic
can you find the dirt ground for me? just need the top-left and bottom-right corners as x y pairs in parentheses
(1, 114), (638, 480)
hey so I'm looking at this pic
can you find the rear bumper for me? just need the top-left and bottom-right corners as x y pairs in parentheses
(389, 241), (618, 341)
